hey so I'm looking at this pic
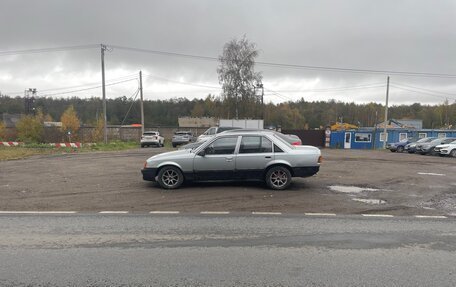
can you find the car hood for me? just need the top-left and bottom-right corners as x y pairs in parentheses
(147, 149), (192, 161)
(435, 144), (449, 149)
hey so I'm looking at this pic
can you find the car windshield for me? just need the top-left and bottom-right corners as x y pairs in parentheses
(417, 137), (430, 143)
(430, 139), (443, 144)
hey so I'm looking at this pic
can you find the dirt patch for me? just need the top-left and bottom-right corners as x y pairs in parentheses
(0, 148), (455, 215)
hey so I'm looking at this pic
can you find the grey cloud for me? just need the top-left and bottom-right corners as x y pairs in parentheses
(1, 0), (455, 104)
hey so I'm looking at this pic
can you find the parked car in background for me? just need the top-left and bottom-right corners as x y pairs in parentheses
(172, 131), (195, 148)
(405, 137), (436, 153)
(434, 140), (456, 157)
(286, 134), (302, 145)
(142, 130), (322, 190)
(416, 137), (456, 155)
(387, 138), (418, 152)
(197, 126), (241, 142)
(140, 131), (164, 148)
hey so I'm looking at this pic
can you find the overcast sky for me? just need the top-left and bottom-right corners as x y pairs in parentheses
(1, 0), (456, 105)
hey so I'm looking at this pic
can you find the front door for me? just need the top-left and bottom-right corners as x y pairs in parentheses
(344, 132), (351, 149)
(193, 136), (239, 180)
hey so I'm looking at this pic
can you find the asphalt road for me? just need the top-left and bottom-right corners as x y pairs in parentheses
(0, 214), (455, 286)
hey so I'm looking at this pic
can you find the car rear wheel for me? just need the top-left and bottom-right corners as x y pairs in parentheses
(397, 146), (404, 153)
(157, 166), (184, 189)
(265, 166), (292, 190)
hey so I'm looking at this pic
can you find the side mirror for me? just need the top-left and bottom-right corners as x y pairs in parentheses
(198, 149), (206, 157)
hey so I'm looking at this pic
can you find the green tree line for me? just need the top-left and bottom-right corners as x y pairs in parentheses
(0, 94), (455, 129)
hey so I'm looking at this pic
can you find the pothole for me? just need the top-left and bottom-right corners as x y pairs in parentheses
(352, 198), (386, 205)
(328, 185), (379, 193)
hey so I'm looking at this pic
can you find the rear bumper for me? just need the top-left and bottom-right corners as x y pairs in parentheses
(142, 168), (158, 181)
(292, 166), (320, 177)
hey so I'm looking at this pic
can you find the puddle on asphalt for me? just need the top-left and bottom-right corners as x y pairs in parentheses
(328, 185), (379, 193)
(352, 198), (386, 205)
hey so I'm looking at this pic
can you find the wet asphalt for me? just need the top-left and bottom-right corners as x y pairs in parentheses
(0, 214), (455, 286)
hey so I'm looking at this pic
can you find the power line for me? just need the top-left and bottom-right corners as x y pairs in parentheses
(2, 43), (456, 78)
(3, 73), (139, 96)
(142, 73), (221, 89)
(391, 82), (456, 97)
(273, 83), (385, 93)
(0, 44), (99, 56)
(390, 85), (456, 101)
(38, 78), (138, 97)
(106, 44), (456, 79)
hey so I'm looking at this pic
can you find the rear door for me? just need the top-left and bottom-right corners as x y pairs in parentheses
(193, 136), (240, 180)
(235, 136), (274, 179)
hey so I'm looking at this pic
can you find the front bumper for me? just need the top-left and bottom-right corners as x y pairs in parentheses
(142, 168), (158, 181)
(292, 166), (320, 177)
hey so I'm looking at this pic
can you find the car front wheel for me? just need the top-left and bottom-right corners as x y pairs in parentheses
(265, 166), (292, 190)
(397, 146), (404, 153)
(157, 166), (184, 189)
(450, 149), (456, 158)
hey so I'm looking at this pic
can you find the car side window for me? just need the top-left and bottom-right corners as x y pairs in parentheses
(205, 136), (238, 155)
(274, 144), (284, 153)
(239, 136), (272, 154)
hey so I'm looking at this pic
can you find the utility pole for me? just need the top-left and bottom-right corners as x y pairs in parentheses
(383, 76), (390, 149)
(101, 44), (108, 144)
(139, 70), (145, 134)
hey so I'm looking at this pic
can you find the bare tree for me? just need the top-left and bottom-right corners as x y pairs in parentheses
(217, 36), (262, 119)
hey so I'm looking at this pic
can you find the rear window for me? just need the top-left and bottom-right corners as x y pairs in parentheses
(175, 131), (191, 135)
(144, 132), (157, 135)
(273, 133), (295, 148)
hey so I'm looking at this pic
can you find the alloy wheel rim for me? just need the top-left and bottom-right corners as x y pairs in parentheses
(162, 170), (179, 187)
(270, 170), (288, 188)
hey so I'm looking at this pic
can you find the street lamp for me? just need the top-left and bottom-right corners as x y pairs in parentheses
(254, 83), (264, 120)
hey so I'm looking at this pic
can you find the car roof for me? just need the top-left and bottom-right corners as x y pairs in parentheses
(218, 129), (278, 136)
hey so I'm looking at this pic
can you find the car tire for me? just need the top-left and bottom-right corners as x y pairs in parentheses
(397, 146), (404, 153)
(265, 166), (292, 190)
(172, 144), (176, 148)
(157, 166), (184, 189)
(450, 149), (456, 158)
(390, 149), (395, 152)
(141, 144), (145, 148)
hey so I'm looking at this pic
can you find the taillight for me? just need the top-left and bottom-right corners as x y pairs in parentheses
(144, 162), (147, 168)
(318, 156), (323, 164)
(292, 141), (300, 145)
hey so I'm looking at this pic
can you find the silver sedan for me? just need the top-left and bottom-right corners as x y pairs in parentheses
(142, 130), (321, 190)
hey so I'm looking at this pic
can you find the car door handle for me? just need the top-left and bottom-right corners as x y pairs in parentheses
(225, 157), (233, 162)
(265, 156), (271, 159)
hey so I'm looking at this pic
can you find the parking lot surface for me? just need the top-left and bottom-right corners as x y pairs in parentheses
(0, 148), (455, 216)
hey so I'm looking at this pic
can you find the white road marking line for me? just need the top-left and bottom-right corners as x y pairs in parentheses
(200, 211), (230, 215)
(305, 212), (336, 216)
(362, 214), (394, 218)
(417, 172), (446, 176)
(149, 211), (180, 214)
(99, 211), (129, 214)
(252, 212), (282, 215)
(0, 211), (77, 214)
(414, 215), (447, 219)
